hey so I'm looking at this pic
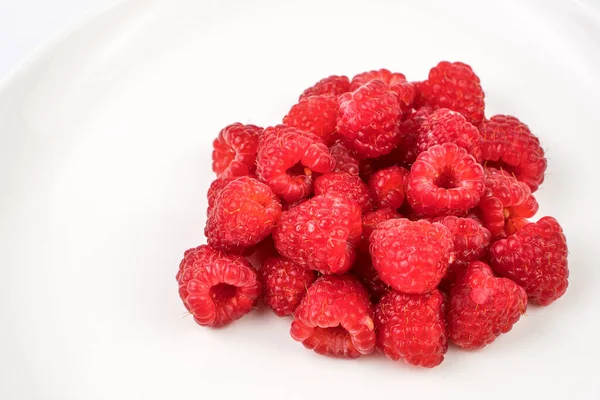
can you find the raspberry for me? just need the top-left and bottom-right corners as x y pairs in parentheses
(337, 80), (402, 158)
(368, 165), (405, 210)
(273, 195), (362, 274)
(375, 290), (448, 367)
(417, 61), (485, 126)
(176, 245), (261, 327)
(358, 155), (396, 181)
(349, 69), (415, 111)
(283, 95), (339, 145)
(330, 140), (360, 176)
(370, 218), (453, 293)
(359, 207), (400, 252)
(406, 143), (485, 217)
(479, 115), (547, 191)
(417, 108), (482, 160)
(259, 257), (317, 317)
(314, 172), (373, 213)
(245, 235), (278, 270)
(489, 217), (568, 306)
(397, 106), (434, 167)
(300, 75), (350, 100)
(205, 176), (282, 253)
(290, 275), (376, 358)
(431, 216), (491, 265)
(351, 252), (390, 303)
(212, 123), (263, 178)
(448, 261), (527, 349)
(207, 177), (235, 209)
(256, 125), (335, 203)
(476, 167), (539, 239)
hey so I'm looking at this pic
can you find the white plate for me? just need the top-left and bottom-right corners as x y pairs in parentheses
(1, 0), (600, 399)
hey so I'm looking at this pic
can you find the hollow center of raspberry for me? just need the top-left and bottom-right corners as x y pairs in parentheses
(314, 325), (350, 340)
(287, 162), (311, 177)
(210, 283), (237, 302)
(435, 169), (458, 189)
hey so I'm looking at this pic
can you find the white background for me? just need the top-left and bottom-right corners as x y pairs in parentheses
(0, 0), (108, 77)
(1, 1), (600, 399)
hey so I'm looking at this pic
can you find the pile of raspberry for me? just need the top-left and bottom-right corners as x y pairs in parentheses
(177, 62), (569, 368)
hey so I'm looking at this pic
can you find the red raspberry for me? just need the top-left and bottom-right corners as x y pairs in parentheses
(370, 218), (454, 293)
(256, 125), (335, 203)
(358, 155), (396, 181)
(205, 176), (282, 253)
(359, 207), (400, 252)
(330, 140), (360, 176)
(290, 275), (376, 358)
(406, 143), (485, 217)
(259, 257), (317, 317)
(314, 172), (373, 213)
(337, 80), (402, 158)
(273, 195), (362, 274)
(300, 75), (350, 100)
(476, 167), (539, 239)
(207, 177), (235, 209)
(417, 108), (482, 160)
(431, 216), (491, 265)
(176, 245), (261, 327)
(448, 261), (527, 349)
(368, 165), (405, 210)
(245, 235), (278, 270)
(283, 95), (338, 145)
(375, 290), (448, 368)
(397, 106), (434, 167)
(489, 217), (568, 306)
(349, 69), (415, 111)
(479, 115), (547, 192)
(212, 123), (263, 178)
(417, 61), (485, 126)
(351, 253), (390, 303)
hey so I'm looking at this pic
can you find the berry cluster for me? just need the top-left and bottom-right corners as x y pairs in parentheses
(177, 63), (569, 368)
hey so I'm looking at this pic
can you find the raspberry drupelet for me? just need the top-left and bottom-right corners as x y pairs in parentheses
(290, 275), (376, 358)
(177, 245), (262, 328)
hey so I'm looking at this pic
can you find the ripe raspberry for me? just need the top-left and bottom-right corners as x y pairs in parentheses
(330, 140), (360, 176)
(314, 172), (373, 213)
(417, 108), (482, 160)
(479, 115), (547, 191)
(205, 176), (282, 253)
(368, 165), (405, 210)
(349, 69), (415, 111)
(245, 235), (278, 270)
(207, 177), (235, 209)
(431, 216), (491, 265)
(370, 218), (453, 293)
(273, 195), (362, 274)
(283, 95), (338, 145)
(259, 257), (317, 317)
(351, 253), (390, 303)
(375, 290), (448, 368)
(212, 123), (263, 178)
(476, 167), (539, 239)
(417, 61), (485, 126)
(489, 217), (568, 306)
(337, 80), (402, 158)
(176, 245), (261, 327)
(359, 207), (400, 252)
(300, 75), (350, 100)
(290, 275), (376, 358)
(406, 143), (485, 216)
(256, 125), (335, 203)
(448, 261), (527, 349)
(397, 106), (434, 167)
